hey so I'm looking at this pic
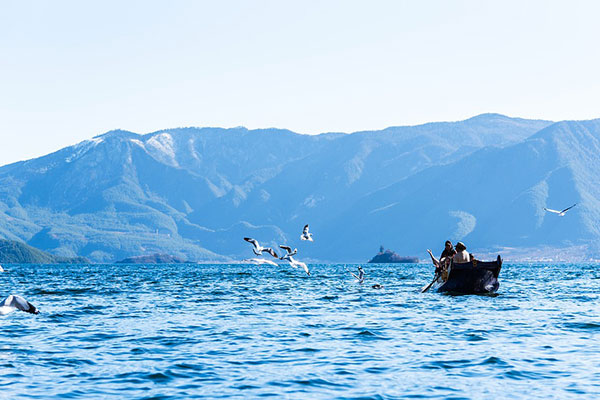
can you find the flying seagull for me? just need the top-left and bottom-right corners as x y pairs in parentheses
(244, 237), (278, 258)
(0, 295), (39, 316)
(279, 245), (298, 261)
(543, 203), (577, 217)
(347, 266), (365, 284)
(285, 256), (310, 276)
(301, 224), (313, 241)
(242, 258), (279, 266)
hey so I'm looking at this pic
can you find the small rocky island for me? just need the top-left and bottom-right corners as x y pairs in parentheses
(368, 246), (419, 263)
(116, 253), (190, 264)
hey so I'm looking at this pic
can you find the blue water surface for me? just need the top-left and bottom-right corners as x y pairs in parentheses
(1, 263), (599, 399)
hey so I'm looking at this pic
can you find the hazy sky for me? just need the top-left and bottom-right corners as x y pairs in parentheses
(1, 0), (599, 165)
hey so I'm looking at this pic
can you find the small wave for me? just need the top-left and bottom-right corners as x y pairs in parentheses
(32, 287), (95, 295)
(318, 295), (338, 301)
(290, 378), (349, 388)
(174, 363), (206, 371)
(501, 369), (551, 380)
(146, 372), (172, 383)
(465, 333), (486, 342)
(292, 347), (321, 353)
(562, 322), (600, 330)
(364, 366), (389, 374)
(355, 330), (390, 341)
(232, 384), (260, 390)
(479, 356), (509, 367)
(44, 358), (96, 367)
(423, 359), (474, 370)
(358, 330), (377, 336)
(2, 373), (24, 379)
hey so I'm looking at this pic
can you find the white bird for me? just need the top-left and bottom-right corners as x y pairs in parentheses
(348, 266), (365, 284)
(286, 256), (310, 276)
(300, 224), (313, 241)
(0, 295), (39, 315)
(243, 237), (279, 258)
(544, 203), (577, 217)
(242, 258), (279, 266)
(279, 245), (298, 261)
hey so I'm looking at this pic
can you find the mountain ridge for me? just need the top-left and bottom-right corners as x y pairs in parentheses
(3, 113), (595, 262)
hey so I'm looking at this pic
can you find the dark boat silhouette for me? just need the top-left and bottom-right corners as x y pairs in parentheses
(436, 256), (502, 295)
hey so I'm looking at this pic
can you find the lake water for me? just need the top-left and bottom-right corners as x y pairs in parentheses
(1, 263), (599, 399)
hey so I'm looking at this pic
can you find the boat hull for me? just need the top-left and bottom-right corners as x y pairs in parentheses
(437, 256), (502, 295)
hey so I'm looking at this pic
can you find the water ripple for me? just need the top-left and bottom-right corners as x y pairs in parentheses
(0, 263), (599, 399)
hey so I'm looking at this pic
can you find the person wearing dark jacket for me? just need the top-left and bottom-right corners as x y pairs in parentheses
(427, 240), (456, 275)
(440, 240), (456, 260)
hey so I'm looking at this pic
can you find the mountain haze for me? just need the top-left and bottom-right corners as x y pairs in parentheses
(6, 114), (596, 263)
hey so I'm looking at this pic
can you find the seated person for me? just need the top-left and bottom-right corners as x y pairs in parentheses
(428, 241), (456, 271)
(453, 242), (471, 263)
(440, 240), (456, 260)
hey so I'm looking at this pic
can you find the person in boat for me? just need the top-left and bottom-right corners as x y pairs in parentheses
(440, 240), (456, 260)
(427, 240), (455, 272)
(453, 242), (471, 263)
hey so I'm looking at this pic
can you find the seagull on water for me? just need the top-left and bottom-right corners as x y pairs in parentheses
(279, 245), (298, 261)
(300, 224), (313, 241)
(543, 203), (577, 217)
(242, 258), (279, 266)
(0, 295), (39, 315)
(243, 237), (278, 258)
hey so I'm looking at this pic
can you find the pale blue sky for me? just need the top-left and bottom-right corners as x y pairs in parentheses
(1, 0), (599, 165)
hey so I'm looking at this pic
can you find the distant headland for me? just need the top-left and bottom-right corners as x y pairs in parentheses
(368, 246), (419, 264)
(0, 240), (88, 264)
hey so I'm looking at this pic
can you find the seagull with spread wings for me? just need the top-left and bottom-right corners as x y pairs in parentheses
(543, 203), (577, 217)
(300, 224), (313, 241)
(279, 245), (298, 261)
(287, 257), (310, 276)
(243, 237), (279, 258)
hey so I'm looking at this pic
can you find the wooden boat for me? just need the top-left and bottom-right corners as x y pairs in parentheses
(434, 256), (502, 295)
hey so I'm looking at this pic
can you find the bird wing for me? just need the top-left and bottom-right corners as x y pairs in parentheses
(561, 203), (577, 213)
(289, 258), (309, 275)
(298, 261), (310, 276)
(1, 295), (38, 314)
(246, 258), (278, 266)
(244, 237), (259, 248)
(279, 245), (292, 254)
(263, 248), (279, 258)
(243, 258), (263, 265)
(543, 208), (562, 214)
(303, 224), (309, 235)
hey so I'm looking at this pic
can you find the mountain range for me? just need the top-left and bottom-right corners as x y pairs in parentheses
(1, 113), (598, 262)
